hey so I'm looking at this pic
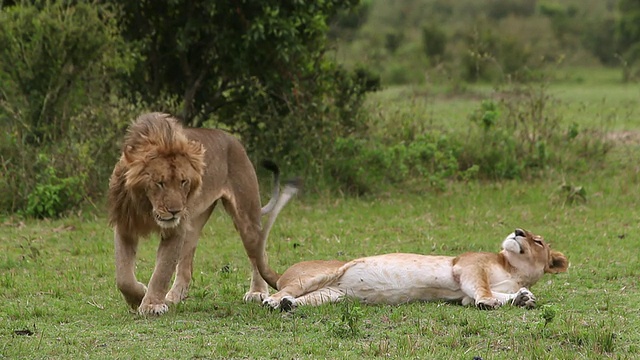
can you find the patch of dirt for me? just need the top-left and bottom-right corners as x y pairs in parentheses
(606, 131), (640, 145)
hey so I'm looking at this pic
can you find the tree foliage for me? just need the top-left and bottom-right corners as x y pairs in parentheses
(109, 0), (360, 127)
(0, 0), (125, 144)
(616, 0), (640, 80)
(0, 1), (134, 215)
(0, 0), (377, 215)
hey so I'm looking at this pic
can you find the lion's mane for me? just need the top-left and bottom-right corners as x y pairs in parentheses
(107, 113), (205, 237)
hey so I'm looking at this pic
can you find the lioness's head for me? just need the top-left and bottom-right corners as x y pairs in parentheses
(121, 113), (206, 228)
(502, 228), (568, 275)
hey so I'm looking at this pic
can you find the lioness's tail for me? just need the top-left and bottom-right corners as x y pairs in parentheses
(260, 160), (280, 216)
(258, 177), (302, 289)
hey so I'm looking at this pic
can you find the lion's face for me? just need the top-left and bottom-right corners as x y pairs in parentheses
(140, 154), (203, 228)
(502, 228), (568, 274)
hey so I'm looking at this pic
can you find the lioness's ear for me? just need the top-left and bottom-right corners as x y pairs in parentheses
(546, 250), (568, 273)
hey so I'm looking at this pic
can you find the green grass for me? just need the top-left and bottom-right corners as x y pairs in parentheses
(2, 172), (639, 359)
(2, 73), (640, 359)
(365, 67), (639, 133)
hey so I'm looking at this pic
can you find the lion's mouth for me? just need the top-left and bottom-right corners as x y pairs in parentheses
(154, 214), (181, 228)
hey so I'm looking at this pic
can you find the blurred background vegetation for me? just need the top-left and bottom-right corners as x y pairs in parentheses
(0, 0), (639, 217)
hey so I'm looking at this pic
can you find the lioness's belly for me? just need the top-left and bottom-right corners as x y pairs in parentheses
(334, 253), (463, 305)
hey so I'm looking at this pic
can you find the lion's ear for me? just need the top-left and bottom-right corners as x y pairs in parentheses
(187, 140), (206, 175)
(546, 251), (568, 273)
(123, 145), (136, 164)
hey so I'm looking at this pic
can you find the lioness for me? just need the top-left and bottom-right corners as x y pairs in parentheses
(263, 229), (568, 311)
(108, 112), (295, 315)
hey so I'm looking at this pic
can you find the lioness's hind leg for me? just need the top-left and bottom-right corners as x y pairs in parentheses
(166, 205), (216, 305)
(262, 284), (308, 310)
(114, 230), (147, 309)
(280, 296), (297, 312)
(293, 287), (346, 307)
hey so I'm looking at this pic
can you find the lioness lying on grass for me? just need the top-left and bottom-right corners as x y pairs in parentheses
(263, 229), (568, 311)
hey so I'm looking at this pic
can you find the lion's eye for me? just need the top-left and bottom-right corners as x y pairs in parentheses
(156, 181), (164, 189)
(181, 179), (189, 187)
(533, 239), (544, 246)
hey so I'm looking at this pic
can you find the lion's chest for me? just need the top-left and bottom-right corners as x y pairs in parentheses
(333, 254), (462, 304)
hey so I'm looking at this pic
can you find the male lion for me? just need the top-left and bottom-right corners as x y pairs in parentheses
(108, 112), (293, 315)
(263, 229), (568, 311)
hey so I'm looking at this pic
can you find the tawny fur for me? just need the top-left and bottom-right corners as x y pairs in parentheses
(263, 229), (568, 311)
(108, 112), (285, 315)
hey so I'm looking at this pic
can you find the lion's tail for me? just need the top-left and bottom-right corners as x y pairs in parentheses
(259, 177), (302, 288)
(260, 160), (281, 216)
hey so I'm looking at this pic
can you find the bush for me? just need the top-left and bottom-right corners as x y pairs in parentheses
(582, 17), (618, 66)
(422, 24), (447, 63)
(459, 82), (612, 179)
(215, 63), (378, 178)
(25, 155), (85, 219)
(326, 132), (464, 195)
(460, 23), (540, 83)
(0, 1), (132, 215)
(385, 30), (405, 54)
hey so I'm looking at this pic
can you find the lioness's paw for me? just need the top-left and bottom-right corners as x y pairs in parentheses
(476, 298), (500, 310)
(262, 297), (280, 310)
(138, 302), (169, 316)
(512, 288), (536, 309)
(280, 296), (297, 312)
(243, 291), (268, 303)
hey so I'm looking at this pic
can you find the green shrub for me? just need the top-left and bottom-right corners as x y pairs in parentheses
(209, 61), (379, 189)
(582, 17), (617, 66)
(421, 24), (447, 63)
(460, 23), (541, 83)
(385, 30), (404, 54)
(326, 132), (464, 195)
(0, 1), (133, 215)
(460, 82), (611, 179)
(25, 156), (85, 219)
(328, 302), (364, 338)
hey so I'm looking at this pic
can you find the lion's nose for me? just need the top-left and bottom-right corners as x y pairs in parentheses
(168, 209), (181, 216)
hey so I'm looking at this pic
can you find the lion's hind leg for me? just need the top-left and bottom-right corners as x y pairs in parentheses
(221, 192), (274, 303)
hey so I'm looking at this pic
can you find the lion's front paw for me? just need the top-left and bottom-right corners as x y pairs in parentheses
(476, 297), (500, 310)
(243, 291), (268, 303)
(512, 288), (536, 309)
(138, 301), (169, 316)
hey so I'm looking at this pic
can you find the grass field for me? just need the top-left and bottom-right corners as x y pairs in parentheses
(1, 67), (639, 359)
